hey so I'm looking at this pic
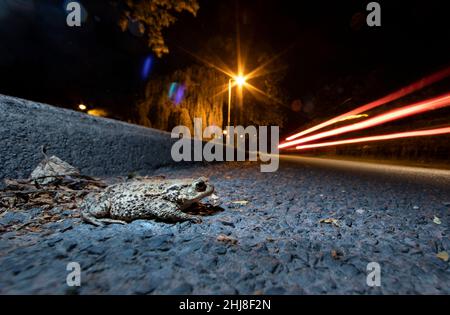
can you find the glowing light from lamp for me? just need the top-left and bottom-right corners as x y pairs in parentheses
(78, 104), (87, 111)
(176, 31), (288, 107)
(235, 75), (246, 87)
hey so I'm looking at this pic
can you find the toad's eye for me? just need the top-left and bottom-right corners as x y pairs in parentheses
(194, 181), (207, 192)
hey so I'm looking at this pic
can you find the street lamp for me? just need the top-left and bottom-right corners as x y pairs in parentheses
(227, 74), (247, 131)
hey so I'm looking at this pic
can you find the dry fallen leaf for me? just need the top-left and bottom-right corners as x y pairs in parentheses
(433, 216), (442, 225)
(436, 251), (449, 262)
(30, 155), (80, 185)
(26, 226), (42, 233)
(217, 234), (238, 245)
(319, 218), (340, 227)
(331, 250), (343, 260)
(32, 194), (55, 205)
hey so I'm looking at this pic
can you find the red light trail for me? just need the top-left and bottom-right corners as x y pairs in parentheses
(279, 93), (450, 149)
(295, 126), (450, 150)
(285, 66), (450, 141)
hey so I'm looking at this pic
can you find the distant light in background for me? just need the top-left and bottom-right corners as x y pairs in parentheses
(87, 108), (108, 117)
(141, 55), (153, 80)
(78, 104), (87, 111)
(290, 99), (303, 112)
(303, 99), (315, 114)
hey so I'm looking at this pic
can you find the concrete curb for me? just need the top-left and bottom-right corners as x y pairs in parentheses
(0, 94), (178, 180)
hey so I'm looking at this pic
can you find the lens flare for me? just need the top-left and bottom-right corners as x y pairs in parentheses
(167, 82), (186, 105)
(176, 41), (288, 107)
(168, 82), (178, 99)
(174, 84), (186, 105)
(285, 66), (450, 141)
(141, 55), (153, 80)
(295, 126), (450, 150)
(279, 93), (450, 149)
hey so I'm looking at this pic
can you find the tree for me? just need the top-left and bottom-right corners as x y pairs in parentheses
(136, 65), (227, 132)
(118, 0), (200, 57)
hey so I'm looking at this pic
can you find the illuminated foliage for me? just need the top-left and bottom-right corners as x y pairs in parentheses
(136, 65), (226, 132)
(118, 0), (200, 57)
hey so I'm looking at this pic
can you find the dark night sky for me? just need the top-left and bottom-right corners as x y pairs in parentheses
(0, 0), (448, 128)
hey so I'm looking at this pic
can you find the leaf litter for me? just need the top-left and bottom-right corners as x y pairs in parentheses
(0, 148), (107, 234)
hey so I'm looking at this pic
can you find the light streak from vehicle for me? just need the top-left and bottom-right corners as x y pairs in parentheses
(285, 66), (450, 141)
(295, 126), (450, 150)
(279, 93), (450, 149)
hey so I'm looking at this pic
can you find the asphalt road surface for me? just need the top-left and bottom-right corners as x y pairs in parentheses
(1, 157), (449, 294)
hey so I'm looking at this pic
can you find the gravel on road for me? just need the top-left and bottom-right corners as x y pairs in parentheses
(1, 160), (449, 294)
